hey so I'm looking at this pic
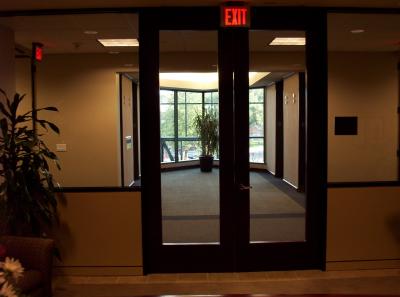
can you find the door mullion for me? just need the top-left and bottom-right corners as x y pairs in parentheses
(218, 28), (236, 270)
(233, 28), (250, 258)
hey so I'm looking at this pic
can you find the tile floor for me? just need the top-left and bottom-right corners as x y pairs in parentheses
(53, 269), (400, 297)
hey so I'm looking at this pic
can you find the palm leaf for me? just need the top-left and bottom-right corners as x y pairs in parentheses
(0, 89), (61, 238)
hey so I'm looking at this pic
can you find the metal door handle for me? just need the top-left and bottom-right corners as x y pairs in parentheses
(239, 184), (252, 191)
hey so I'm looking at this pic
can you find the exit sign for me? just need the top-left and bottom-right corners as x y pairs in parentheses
(221, 5), (250, 27)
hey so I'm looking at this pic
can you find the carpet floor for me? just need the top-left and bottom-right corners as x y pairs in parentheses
(161, 169), (305, 243)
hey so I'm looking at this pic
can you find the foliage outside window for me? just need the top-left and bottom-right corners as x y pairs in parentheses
(249, 88), (265, 163)
(160, 88), (265, 164)
(160, 89), (219, 163)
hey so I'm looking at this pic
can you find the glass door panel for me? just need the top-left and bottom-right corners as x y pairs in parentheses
(248, 30), (307, 243)
(159, 30), (220, 244)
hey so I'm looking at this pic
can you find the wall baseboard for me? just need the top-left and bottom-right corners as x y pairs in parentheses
(283, 178), (298, 189)
(54, 266), (143, 276)
(326, 259), (400, 270)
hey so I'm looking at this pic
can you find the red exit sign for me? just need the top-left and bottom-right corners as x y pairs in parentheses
(221, 5), (250, 27)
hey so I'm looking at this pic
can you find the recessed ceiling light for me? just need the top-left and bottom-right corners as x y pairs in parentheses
(109, 51), (120, 54)
(84, 30), (98, 35)
(350, 29), (365, 34)
(269, 37), (306, 46)
(98, 39), (139, 47)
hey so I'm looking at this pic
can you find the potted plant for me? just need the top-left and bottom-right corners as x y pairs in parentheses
(0, 89), (61, 237)
(193, 110), (218, 172)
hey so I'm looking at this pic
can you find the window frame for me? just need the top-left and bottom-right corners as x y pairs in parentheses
(249, 87), (266, 164)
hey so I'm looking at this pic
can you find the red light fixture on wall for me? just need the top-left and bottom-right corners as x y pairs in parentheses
(32, 43), (43, 62)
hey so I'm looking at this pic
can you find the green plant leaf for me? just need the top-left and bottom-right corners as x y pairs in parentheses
(0, 91), (61, 238)
(42, 106), (59, 112)
(47, 122), (60, 134)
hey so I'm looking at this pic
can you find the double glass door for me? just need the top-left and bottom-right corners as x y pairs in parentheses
(140, 8), (327, 273)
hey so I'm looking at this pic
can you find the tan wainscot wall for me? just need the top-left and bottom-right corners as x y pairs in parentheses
(327, 187), (400, 270)
(52, 191), (143, 276)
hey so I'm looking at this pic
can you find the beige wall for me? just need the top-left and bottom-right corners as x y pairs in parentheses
(160, 52), (305, 72)
(15, 58), (32, 114)
(53, 191), (142, 275)
(266, 84), (276, 174)
(327, 187), (400, 269)
(121, 75), (134, 186)
(0, 25), (15, 99)
(328, 52), (398, 182)
(283, 74), (299, 188)
(16, 53), (138, 187)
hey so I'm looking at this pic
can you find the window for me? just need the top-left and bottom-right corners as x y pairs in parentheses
(160, 89), (218, 163)
(161, 88), (265, 164)
(160, 90), (175, 163)
(249, 88), (265, 163)
(177, 91), (203, 161)
(204, 91), (219, 114)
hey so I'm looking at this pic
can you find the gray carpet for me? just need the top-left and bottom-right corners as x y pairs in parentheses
(161, 169), (305, 243)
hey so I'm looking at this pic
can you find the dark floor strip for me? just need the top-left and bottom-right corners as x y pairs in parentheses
(163, 213), (305, 221)
(257, 172), (306, 208)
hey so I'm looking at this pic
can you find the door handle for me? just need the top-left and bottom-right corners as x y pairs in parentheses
(239, 184), (252, 191)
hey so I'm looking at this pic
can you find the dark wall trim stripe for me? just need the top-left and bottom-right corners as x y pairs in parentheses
(325, 7), (400, 13)
(327, 258), (400, 263)
(54, 186), (141, 193)
(1, 6), (399, 18)
(0, 8), (140, 16)
(327, 181), (400, 188)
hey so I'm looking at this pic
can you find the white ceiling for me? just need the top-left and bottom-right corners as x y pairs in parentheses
(0, 0), (400, 10)
(329, 13), (400, 51)
(0, 12), (399, 54)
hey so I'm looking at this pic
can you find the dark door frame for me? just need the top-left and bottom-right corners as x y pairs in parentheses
(233, 8), (327, 271)
(139, 8), (234, 273)
(298, 72), (306, 192)
(398, 62), (400, 181)
(275, 79), (284, 179)
(119, 73), (140, 186)
(139, 6), (327, 273)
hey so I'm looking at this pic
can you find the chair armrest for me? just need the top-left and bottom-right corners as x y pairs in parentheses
(1, 235), (54, 276)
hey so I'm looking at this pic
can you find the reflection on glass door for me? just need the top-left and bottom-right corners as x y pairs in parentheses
(159, 31), (220, 244)
(248, 30), (307, 243)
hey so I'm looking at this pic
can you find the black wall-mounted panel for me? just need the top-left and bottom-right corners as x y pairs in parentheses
(335, 116), (358, 135)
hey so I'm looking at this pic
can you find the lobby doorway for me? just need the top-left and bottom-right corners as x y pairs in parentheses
(140, 7), (327, 273)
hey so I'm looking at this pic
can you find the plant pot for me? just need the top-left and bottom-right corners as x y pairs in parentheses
(199, 155), (214, 172)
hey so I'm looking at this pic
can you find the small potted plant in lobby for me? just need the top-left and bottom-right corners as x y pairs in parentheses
(193, 110), (218, 172)
(0, 89), (61, 237)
